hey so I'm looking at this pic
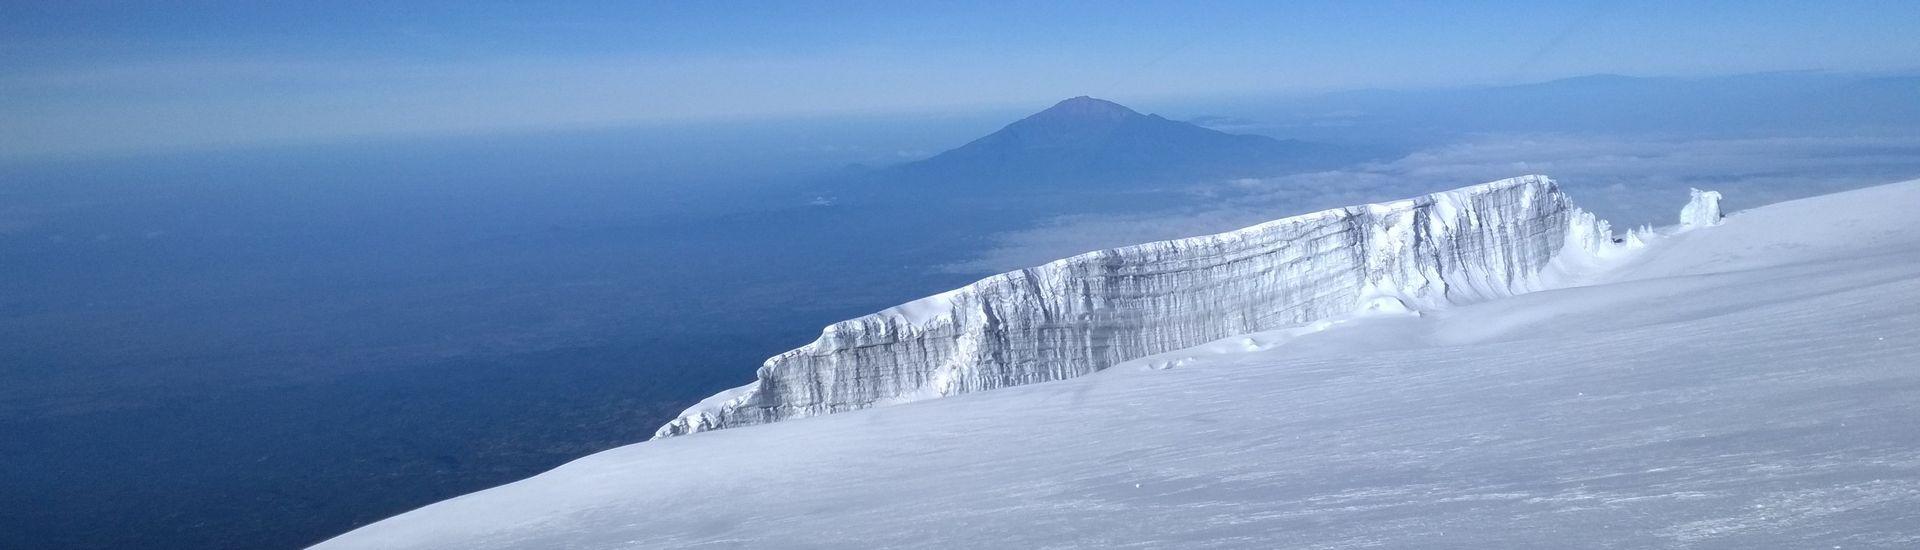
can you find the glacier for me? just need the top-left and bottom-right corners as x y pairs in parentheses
(315, 178), (1920, 549)
(657, 175), (1644, 438)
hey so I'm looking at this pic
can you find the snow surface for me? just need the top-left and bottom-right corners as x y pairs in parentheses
(318, 178), (1920, 549)
(657, 175), (1645, 438)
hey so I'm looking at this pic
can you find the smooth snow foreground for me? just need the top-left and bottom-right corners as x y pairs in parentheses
(318, 179), (1920, 549)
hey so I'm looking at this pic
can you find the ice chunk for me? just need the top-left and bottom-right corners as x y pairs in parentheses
(1680, 188), (1724, 229)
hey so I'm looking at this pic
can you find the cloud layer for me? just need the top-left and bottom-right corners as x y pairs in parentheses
(950, 133), (1920, 273)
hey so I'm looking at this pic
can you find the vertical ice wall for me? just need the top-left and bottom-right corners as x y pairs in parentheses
(657, 175), (1635, 438)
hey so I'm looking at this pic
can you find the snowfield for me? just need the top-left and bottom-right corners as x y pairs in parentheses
(316, 178), (1920, 549)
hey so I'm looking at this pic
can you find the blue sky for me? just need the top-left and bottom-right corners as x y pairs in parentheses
(4, 1), (1918, 157)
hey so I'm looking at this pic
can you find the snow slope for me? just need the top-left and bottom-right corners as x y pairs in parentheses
(658, 175), (1639, 437)
(317, 178), (1920, 549)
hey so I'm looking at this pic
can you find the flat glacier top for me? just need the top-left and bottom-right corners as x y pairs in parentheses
(317, 179), (1920, 550)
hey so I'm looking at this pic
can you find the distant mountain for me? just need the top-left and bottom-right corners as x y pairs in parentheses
(875, 96), (1351, 188)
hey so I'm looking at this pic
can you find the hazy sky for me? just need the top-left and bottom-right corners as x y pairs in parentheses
(5, 1), (1919, 158)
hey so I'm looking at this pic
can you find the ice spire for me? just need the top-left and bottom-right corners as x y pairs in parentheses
(1680, 188), (1724, 229)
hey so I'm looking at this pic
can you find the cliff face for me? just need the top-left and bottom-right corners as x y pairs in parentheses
(657, 175), (1633, 438)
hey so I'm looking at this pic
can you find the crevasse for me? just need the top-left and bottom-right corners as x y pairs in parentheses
(656, 175), (1652, 438)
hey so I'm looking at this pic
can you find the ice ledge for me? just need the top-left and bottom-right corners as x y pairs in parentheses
(656, 176), (1714, 439)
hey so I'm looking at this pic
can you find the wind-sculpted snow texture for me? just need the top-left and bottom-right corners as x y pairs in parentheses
(657, 175), (1630, 438)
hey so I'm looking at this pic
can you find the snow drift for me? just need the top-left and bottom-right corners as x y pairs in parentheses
(657, 175), (1648, 438)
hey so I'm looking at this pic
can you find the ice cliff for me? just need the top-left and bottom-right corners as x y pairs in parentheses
(657, 175), (1663, 438)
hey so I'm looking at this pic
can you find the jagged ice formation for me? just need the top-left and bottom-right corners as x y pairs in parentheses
(1681, 187), (1725, 229)
(657, 175), (1667, 438)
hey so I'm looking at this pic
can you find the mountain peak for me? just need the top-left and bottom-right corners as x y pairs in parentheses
(865, 94), (1351, 188)
(1030, 96), (1140, 122)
